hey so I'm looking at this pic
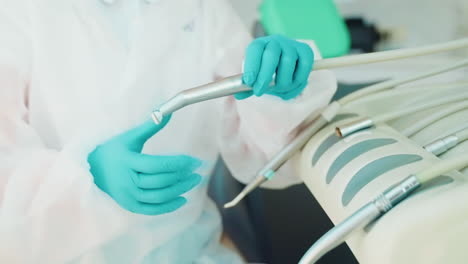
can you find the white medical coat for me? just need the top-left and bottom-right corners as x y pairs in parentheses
(0, 0), (336, 263)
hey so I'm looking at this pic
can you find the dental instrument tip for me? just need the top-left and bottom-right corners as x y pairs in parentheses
(151, 110), (164, 124)
(223, 203), (234, 209)
(223, 194), (245, 209)
(223, 175), (269, 209)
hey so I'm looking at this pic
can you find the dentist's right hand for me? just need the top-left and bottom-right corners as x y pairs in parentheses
(87, 116), (202, 215)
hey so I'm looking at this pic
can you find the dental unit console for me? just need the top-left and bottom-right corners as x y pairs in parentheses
(152, 38), (468, 264)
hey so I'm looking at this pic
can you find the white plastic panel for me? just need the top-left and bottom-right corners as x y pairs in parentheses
(297, 85), (468, 263)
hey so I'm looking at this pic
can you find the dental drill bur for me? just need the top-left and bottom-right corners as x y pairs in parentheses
(223, 103), (340, 209)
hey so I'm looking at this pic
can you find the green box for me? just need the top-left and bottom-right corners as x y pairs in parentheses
(260, 0), (351, 58)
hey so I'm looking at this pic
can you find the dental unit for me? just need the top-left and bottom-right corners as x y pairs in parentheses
(225, 47), (468, 208)
(297, 63), (468, 262)
(151, 38), (468, 264)
(152, 38), (468, 208)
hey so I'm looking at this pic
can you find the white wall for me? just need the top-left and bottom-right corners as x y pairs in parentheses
(229, 0), (468, 48)
(333, 0), (468, 50)
(228, 0), (263, 32)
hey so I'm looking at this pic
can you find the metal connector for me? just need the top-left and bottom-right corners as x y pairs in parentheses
(336, 118), (374, 138)
(373, 175), (421, 213)
(424, 136), (459, 156)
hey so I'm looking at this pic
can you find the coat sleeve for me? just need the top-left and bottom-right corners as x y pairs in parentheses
(211, 0), (337, 189)
(0, 2), (166, 263)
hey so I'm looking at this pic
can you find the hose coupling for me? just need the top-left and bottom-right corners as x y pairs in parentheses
(336, 118), (374, 138)
(373, 175), (421, 213)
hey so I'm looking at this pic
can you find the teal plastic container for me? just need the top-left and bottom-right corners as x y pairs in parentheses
(260, 0), (350, 58)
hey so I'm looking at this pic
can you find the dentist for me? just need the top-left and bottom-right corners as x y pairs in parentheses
(0, 0), (336, 263)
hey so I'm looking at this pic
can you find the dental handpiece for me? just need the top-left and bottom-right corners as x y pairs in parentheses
(224, 117), (329, 208)
(152, 38), (468, 124)
(224, 103), (340, 208)
(151, 74), (249, 124)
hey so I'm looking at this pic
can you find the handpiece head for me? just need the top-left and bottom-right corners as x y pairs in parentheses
(151, 110), (164, 124)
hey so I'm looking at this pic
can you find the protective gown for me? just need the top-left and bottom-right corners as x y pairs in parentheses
(0, 0), (336, 263)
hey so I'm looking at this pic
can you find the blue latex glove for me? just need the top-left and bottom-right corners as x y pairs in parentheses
(87, 117), (202, 215)
(236, 35), (314, 100)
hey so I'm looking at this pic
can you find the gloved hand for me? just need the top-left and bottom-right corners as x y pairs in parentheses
(236, 35), (314, 101)
(87, 117), (202, 215)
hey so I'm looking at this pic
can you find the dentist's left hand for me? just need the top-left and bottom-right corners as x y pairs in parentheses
(236, 35), (315, 100)
(87, 117), (202, 215)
